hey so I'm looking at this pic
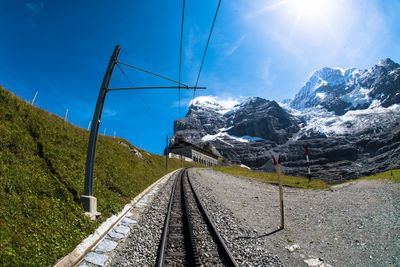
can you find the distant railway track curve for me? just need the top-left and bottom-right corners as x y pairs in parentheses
(155, 168), (239, 267)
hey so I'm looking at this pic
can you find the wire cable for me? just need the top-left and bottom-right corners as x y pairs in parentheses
(115, 63), (159, 119)
(178, 0), (186, 119)
(118, 61), (189, 88)
(193, 0), (221, 100)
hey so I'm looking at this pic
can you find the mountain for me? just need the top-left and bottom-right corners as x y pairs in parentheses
(173, 58), (400, 182)
(175, 96), (301, 145)
(290, 58), (400, 115)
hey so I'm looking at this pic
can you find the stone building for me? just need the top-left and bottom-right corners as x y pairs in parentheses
(168, 140), (219, 167)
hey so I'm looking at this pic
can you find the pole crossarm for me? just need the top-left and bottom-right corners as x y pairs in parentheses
(108, 86), (206, 91)
(82, 45), (207, 215)
(117, 61), (189, 88)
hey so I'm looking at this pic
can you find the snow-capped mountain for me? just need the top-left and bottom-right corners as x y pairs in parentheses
(173, 58), (400, 182)
(189, 95), (240, 114)
(290, 58), (400, 115)
(175, 96), (301, 145)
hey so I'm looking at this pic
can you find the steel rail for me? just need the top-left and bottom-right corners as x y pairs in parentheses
(181, 170), (201, 266)
(155, 168), (239, 266)
(154, 170), (181, 267)
(187, 171), (239, 267)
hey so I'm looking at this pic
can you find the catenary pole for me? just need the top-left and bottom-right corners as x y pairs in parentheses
(81, 45), (121, 215)
(81, 45), (206, 218)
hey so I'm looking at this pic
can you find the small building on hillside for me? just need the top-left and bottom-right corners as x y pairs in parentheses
(168, 140), (219, 167)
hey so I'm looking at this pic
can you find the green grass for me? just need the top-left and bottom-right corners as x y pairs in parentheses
(214, 166), (400, 190)
(0, 86), (193, 266)
(352, 169), (400, 183)
(213, 165), (329, 189)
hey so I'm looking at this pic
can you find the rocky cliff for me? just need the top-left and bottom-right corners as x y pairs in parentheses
(173, 58), (400, 183)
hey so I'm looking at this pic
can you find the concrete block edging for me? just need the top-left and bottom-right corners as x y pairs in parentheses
(54, 169), (181, 267)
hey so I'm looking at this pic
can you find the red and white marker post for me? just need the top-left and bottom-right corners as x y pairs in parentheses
(304, 144), (311, 182)
(272, 155), (284, 229)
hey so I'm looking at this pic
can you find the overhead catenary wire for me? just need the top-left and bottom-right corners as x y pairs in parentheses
(115, 63), (160, 120)
(192, 0), (222, 100)
(108, 86), (205, 91)
(117, 61), (189, 88)
(178, 0), (186, 119)
(116, 61), (203, 93)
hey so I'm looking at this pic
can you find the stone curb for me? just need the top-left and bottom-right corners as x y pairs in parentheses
(54, 169), (180, 267)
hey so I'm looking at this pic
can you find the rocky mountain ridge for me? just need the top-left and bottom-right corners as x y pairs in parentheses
(290, 58), (400, 115)
(173, 58), (400, 182)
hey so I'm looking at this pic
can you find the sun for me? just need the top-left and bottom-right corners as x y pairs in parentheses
(278, 0), (340, 41)
(289, 0), (332, 18)
(284, 0), (338, 31)
(249, 0), (345, 46)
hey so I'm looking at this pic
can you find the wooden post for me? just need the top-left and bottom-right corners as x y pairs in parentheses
(277, 161), (284, 229)
(273, 155), (284, 229)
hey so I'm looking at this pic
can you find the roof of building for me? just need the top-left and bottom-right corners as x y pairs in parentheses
(169, 140), (219, 160)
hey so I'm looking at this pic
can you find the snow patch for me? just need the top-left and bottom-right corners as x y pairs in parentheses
(342, 86), (372, 108)
(240, 135), (265, 141)
(292, 104), (400, 138)
(220, 126), (233, 132)
(315, 92), (326, 100)
(201, 132), (249, 143)
(190, 96), (240, 114)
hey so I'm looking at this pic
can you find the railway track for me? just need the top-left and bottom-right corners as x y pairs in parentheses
(155, 169), (238, 267)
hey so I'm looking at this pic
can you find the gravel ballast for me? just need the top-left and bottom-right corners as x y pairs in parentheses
(108, 168), (284, 266)
(189, 168), (400, 267)
(109, 171), (177, 266)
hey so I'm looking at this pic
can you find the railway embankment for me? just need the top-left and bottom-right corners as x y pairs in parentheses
(0, 86), (188, 266)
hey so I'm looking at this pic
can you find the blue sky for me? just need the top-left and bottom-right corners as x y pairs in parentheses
(1, 0), (399, 154)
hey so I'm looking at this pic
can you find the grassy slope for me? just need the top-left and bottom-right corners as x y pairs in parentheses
(353, 169), (400, 183)
(0, 86), (190, 266)
(214, 166), (329, 189)
(214, 166), (400, 189)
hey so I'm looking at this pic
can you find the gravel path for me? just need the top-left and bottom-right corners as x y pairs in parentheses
(189, 168), (400, 267)
(189, 169), (283, 267)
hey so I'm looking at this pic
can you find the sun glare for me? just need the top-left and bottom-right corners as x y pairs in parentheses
(279, 0), (341, 42)
(290, 0), (331, 18)
(285, 0), (338, 31)
(250, 0), (351, 50)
